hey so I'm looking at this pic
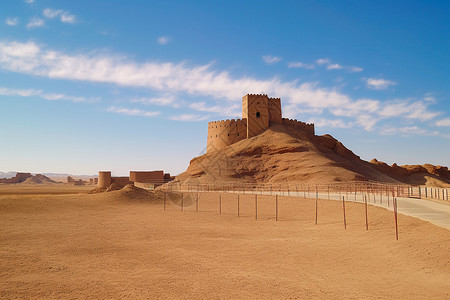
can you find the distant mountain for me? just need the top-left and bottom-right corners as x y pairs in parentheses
(0, 172), (97, 183)
(0, 172), (17, 179)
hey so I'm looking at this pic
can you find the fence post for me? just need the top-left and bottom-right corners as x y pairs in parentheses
(164, 192), (166, 211)
(196, 193), (199, 212)
(181, 193), (184, 211)
(365, 195), (368, 230)
(315, 188), (318, 225)
(219, 194), (222, 214)
(394, 198), (398, 240)
(342, 196), (347, 230)
(276, 194), (278, 221)
(237, 194), (240, 217)
(255, 194), (258, 220)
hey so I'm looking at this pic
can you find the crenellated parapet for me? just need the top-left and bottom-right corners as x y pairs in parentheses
(207, 118), (247, 152)
(282, 118), (315, 136)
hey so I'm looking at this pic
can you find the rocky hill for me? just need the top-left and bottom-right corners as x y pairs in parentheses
(174, 124), (450, 187)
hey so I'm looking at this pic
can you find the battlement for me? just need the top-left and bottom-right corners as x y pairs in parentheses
(208, 118), (247, 128)
(282, 118), (315, 136)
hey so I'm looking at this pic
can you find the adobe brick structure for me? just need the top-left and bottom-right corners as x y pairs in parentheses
(0, 172), (32, 184)
(98, 170), (174, 189)
(207, 94), (315, 152)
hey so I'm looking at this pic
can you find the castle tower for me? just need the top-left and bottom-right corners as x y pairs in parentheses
(242, 94), (270, 138)
(98, 171), (112, 189)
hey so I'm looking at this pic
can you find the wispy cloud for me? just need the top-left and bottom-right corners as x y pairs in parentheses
(262, 55), (282, 64)
(287, 61), (315, 69)
(170, 114), (210, 122)
(317, 58), (363, 72)
(350, 66), (363, 72)
(157, 36), (171, 45)
(25, 0), (34, 3)
(0, 86), (94, 102)
(6, 18), (19, 26)
(380, 126), (438, 137)
(316, 58), (330, 65)
(27, 18), (44, 29)
(327, 63), (343, 70)
(43, 8), (76, 24)
(308, 118), (352, 128)
(131, 95), (178, 107)
(436, 118), (450, 127)
(366, 78), (396, 90)
(107, 106), (160, 117)
(0, 40), (444, 134)
(190, 102), (240, 117)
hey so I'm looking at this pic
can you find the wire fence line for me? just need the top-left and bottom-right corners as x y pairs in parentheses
(160, 181), (449, 202)
(157, 181), (448, 240)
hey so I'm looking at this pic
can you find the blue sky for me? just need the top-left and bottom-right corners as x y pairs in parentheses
(1, 0), (449, 176)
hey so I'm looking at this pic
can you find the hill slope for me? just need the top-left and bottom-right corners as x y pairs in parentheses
(174, 124), (450, 187)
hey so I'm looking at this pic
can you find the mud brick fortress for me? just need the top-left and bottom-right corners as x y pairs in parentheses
(207, 94), (315, 152)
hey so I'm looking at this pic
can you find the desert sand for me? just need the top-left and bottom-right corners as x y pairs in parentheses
(1, 185), (449, 299)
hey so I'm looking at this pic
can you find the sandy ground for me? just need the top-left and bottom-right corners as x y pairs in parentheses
(1, 186), (449, 299)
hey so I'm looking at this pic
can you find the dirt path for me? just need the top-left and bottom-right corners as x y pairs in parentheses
(1, 190), (449, 299)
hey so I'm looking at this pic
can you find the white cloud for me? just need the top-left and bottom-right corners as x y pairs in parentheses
(107, 106), (160, 117)
(170, 114), (210, 122)
(316, 58), (329, 65)
(25, 0), (34, 3)
(349, 66), (363, 72)
(366, 78), (397, 90)
(380, 126), (436, 136)
(0, 86), (93, 102)
(309, 118), (352, 129)
(190, 102), (240, 117)
(436, 118), (450, 127)
(327, 63), (343, 70)
(6, 18), (19, 26)
(43, 8), (76, 24)
(317, 58), (362, 73)
(27, 18), (44, 29)
(262, 55), (282, 64)
(0, 40), (444, 133)
(287, 61), (315, 69)
(60, 13), (76, 24)
(131, 95), (177, 107)
(43, 9), (63, 18)
(157, 36), (170, 45)
(378, 100), (439, 121)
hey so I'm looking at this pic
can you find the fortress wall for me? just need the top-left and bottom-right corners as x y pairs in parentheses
(282, 118), (315, 136)
(130, 171), (164, 183)
(207, 118), (247, 152)
(111, 177), (133, 186)
(98, 171), (112, 189)
(268, 97), (282, 124)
